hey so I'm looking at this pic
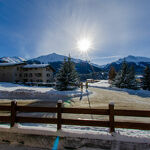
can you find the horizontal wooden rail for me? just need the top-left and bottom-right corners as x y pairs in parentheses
(115, 110), (150, 117)
(17, 106), (57, 113)
(62, 119), (109, 127)
(0, 116), (10, 123)
(0, 106), (11, 111)
(62, 108), (109, 115)
(115, 122), (150, 130)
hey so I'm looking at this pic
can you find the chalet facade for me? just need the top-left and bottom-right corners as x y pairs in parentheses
(0, 63), (55, 83)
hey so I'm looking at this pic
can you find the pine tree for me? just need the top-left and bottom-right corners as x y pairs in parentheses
(108, 66), (116, 81)
(112, 60), (137, 89)
(112, 60), (129, 88)
(56, 58), (68, 90)
(127, 66), (137, 89)
(67, 55), (79, 85)
(56, 55), (79, 91)
(142, 66), (150, 90)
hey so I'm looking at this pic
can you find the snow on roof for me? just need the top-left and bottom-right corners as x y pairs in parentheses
(23, 64), (51, 68)
(0, 62), (25, 67)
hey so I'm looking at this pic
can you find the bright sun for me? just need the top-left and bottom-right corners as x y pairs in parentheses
(77, 38), (92, 52)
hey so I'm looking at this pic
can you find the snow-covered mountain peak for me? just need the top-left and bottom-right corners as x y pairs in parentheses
(0, 56), (26, 63)
(30, 53), (83, 63)
(116, 55), (150, 65)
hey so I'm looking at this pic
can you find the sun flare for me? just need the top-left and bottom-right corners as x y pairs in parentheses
(77, 38), (92, 52)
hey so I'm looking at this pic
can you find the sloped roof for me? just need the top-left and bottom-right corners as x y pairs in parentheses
(23, 64), (55, 71)
(0, 62), (26, 67)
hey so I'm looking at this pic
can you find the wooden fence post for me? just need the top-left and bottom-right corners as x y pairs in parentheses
(11, 101), (17, 127)
(109, 102), (115, 133)
(57, 100), (62, 130)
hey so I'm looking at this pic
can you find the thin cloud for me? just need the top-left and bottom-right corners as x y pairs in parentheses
(92, 56), (122, 60)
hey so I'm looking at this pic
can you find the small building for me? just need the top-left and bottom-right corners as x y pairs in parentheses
(0, 63), (55, 84)
(86, 79), (94, 83)
(135, 75), (143, 83)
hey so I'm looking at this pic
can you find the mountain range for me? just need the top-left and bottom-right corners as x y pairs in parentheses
(30, 53), (82, 63)
(115, 55), (150, 65)
(103, 55), (150, 74)
(0, 53), (150, 75)
(28, 53), (102, 75)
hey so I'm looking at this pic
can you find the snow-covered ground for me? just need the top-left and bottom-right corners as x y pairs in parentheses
(88, 80), (110, 88)
(89, 80), (150, 97)
(0, 82), (91, 100)
(1, 80), (150, 100)
(0, 123), (150, 144)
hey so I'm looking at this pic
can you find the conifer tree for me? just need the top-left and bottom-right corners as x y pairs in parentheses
(142, 66), (150, 90)
(56, 55), (79, 91)
(127, 66), (137, 89)
(113, 60), (129, 88)
(112, 60), (137, 89)
(67, 55), (79, 85)
(108, 66), (116, 81)
(56, 58), (68, 90)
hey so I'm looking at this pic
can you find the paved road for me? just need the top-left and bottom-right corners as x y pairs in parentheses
(67, 87), (150, 110)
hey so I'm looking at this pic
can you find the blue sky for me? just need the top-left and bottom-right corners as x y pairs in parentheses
(0, 0), (150, 65)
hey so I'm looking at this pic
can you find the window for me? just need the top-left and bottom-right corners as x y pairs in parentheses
(35, 73), (42, 77)
(36, 79), (43, 82)
(24, 73), (28, 77)
(23, 68), (28, 71)
(47, 73), (50, 77)
(19, 74), (22, 77)
(47, 80), (50, 83)
(29, 73), (32, 77)
(46, 67), (50, 71)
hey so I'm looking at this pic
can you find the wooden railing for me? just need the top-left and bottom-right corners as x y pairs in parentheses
(0, 101), (150, 132)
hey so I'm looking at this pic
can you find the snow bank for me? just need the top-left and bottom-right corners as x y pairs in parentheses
(88, 80), (110, 88)
(0, 82), (92, 100)
(10, 123), (150, 142)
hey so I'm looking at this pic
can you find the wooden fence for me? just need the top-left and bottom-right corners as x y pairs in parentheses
(0, 101), (150, 132)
